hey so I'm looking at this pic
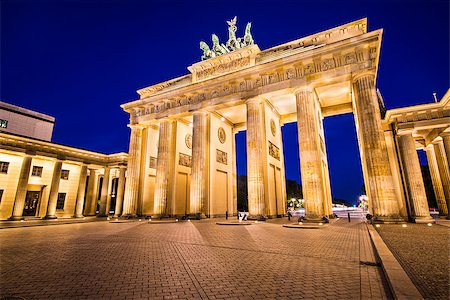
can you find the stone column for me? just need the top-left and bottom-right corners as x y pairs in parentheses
(45, 159), (64, 219)
(74, 164), (88, 218)
(231, 129), (238, 216)
(246, 98), (266, 220)
(10, 154), (33, 220)
(122, 126), (143, 217)
(98, 167), (111, 217)
(295, 88), (326, 221)
(352, 74), (402, 222)
(84, 169), (97, 216)
(189, 111), (209, 218)
(441, 133), (450, 164)
(425, 146), (448, 215)
(433, 140), (450, 217)
(397, 133), (433, 222)
(114, 166), (127, 217)
(153, 119), (174, 218)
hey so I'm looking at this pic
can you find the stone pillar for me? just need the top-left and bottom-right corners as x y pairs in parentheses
(10, 155), (33, 220)
(114, 166), (127, 217)
(98, 167), (111, 217)
(352, 74), (402, 222)
(433, 140), (450, 217)
(189, 111), (209, 218)
(153, 119), (174, 218)
(45, 159), (63, 219)
(295, 88), (326, 221)
(441, 133), (450, 165)
(231, 129), (238, 216)
(84, 169), (97, 216)
(425, 146), (448, 215)
(246, 98), (266, 220)
(122, 126), (143, 217)
(397, 133), (433, 222)
(74, 164), (88, 218)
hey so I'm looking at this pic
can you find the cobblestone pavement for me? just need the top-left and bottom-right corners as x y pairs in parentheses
(0, 216), (391, 299)
(376, 222), (449, 300)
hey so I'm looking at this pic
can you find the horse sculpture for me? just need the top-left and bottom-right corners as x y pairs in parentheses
(200, 41), (215, 61)
(226, 16), (241, 51)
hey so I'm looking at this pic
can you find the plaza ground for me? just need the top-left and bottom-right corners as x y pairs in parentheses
(376, 222), (449, 300)
(0, 213), (392, 300)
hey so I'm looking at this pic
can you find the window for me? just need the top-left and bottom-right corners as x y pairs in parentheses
(56, 193), (66, 210)
(61, 169), (70, 180)
(31, 166), (43, 177)
(0, 119), (7, 129)
(0, 162), (9, 174)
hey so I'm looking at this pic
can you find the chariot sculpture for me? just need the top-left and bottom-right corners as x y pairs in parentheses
(200, 16), (255, 60)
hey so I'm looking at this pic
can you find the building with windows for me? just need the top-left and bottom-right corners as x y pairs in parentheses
(0, 101), (128, 220)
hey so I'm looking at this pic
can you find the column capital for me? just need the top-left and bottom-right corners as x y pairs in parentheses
(128, 124), (144, 130)
(192, 109), (209, 116)
(397, 128), (415, 136)
(351, 70), (376, 83)
(292, 85), (315, 95)
(440, 130), (450, 137)
(245, 96), (264, 105)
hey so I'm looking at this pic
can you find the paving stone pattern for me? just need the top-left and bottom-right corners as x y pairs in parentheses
(1, 217), (391, 299)
(376, 223), (449, 300)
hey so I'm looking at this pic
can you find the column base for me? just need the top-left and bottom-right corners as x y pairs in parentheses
(73, 214), (84, 218)
(8, 216), (24, 221)
(372, 215), (405, 224)
(299, 216), (329, 223)
(247, 214), (266, 221)
(43, 215), (57, 220)
(413, 216), (435, 224)
(151, 214), (171, 219)
(186, 213), (206, 220)
(121, 214), (138, 219)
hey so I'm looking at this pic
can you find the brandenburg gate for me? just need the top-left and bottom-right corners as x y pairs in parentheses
(119, 18), (447, 223)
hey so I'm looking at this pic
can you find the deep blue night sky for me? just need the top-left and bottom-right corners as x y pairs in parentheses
(1, 0), (449, 204)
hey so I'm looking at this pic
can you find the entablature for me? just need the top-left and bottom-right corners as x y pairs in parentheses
(123, 29), (381, 125)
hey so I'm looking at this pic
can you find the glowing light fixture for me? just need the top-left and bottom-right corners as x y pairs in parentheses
(107, 217), (110, 221)
(319, 222), (323, 226)
(139, 219), (142, 222)
(220, 117), (225, 122)
(427, 223), (432, 226)
(402, 224), (407, 228)
(375, 224), (380, 227)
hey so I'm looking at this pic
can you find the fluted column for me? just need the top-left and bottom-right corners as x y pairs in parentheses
(114, 166), (127, 217)
(246, 98), (266, 220)
(84, 169), (97, 215)
(153, 119), (174, 217)
(10, 154), (33, 220)
(98, 166), (111, 217)
(352, 74), (402, 222)
(425, 146), (448, 215)
(45, 159), (63, 219)
(295, 88), (325, 221)
(397, 133), (433, 222)
(231, 129), (238, 216)
(74, 164), (88, 218)
(122, 126), (143, 217)
(441, 133), (450, 164)
(189, 111), (209, 218)
(433, 140), (450, 217)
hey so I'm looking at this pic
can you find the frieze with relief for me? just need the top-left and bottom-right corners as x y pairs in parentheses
(149, 156), (157, 169)
(132, 48), (375, 120)
(178, 153), (192, 167)
(216, 149), (228, 165)
(268, 141), (280, 161)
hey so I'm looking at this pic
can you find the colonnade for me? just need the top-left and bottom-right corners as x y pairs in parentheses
(120, 71), (416, 222)
(8, 154), (127, 220)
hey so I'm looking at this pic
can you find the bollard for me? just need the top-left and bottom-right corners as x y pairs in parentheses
(226, 211), (228, 220)
(288, 212), (291, 221)
(347, 212), (351, 222)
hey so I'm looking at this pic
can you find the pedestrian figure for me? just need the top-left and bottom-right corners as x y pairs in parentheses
(348, 212), (351, 222)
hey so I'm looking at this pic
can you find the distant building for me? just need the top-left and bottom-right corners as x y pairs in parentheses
(0, 102), (128, 220)
(0, 101), (55, 141)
